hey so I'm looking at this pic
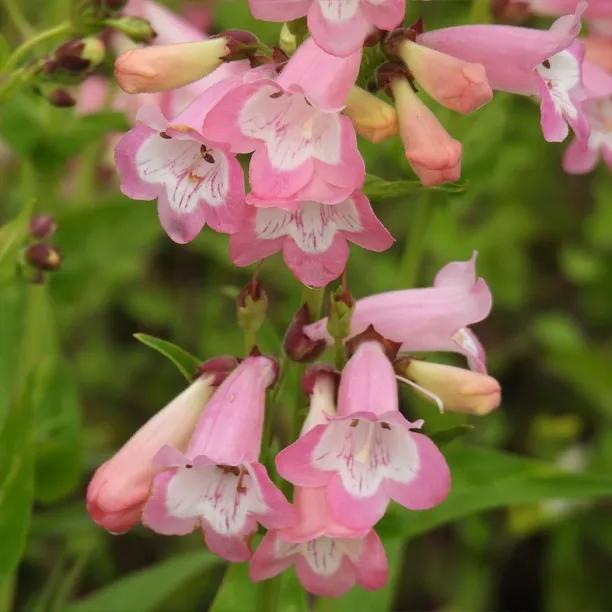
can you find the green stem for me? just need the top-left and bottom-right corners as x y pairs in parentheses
(256, 576), (281, 612)
(399, 190), (433, 288)
(2, 21), (71, 73)
(1, 0), (34, 39)
(302, 285), (325, 320)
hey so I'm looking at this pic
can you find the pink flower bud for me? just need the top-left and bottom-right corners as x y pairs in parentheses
(397, 40), (493, 114)
(86, 376), (215, 533)
(344, 87), (398, 143)
(400, 359), (501, 415)
(390, 78), (462, 186)
(114, 37), (230, 94)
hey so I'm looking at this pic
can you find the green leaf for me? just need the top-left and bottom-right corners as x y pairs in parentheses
(0, 371), (36, 582)
(0, 198), (34, 284)
(429, 424), (475, 447)
(134, 333), (202, 382)
(33, 358), (82, 503)
(65, 550), (222, 612)
(379, 446), (612, 542)
(363, 173), (467, 202)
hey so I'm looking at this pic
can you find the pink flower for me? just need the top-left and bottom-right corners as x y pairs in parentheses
(562, 61), (612, 173)
(250, 368), (388, 597)
(229, 191), (394, 287)
(395, 40), (492, 114)
(202, 38), (365, 207)
(418, 2), (590, 142)
(114, 62), (255, 243)
(514, 0), (612, 20)
(248, 0), (405, 57)
(303, 253), (492, 371)
(114, 38), (230, 94)
(276, 341), (451, 531)
(141, 355), (294, 562)
(87, 375), (216, 534)
(390, 78), (462, 186)
(584, 35), (612, 73)
(124, 0), (205, 45)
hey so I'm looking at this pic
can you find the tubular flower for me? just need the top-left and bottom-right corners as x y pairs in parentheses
(304, 254), (491, 372)
(114, 62), (257, 243)
(248, 0), (405, 57)
(562, 61), (612, 174)
(202, 38), (365, 207)
(229, 191), (394, 288)
(142, 355), (294, 562)
(397, 359), (502, 415)
(418, 2), (590, 142)
(394, 40), (493, 114)
(276, 340), (451, 531)
(114, 38), (230, 94)
(250, 368), (388, 597)
(514, 0), (612, 20)
(344, 87), (399, 143)
(86, 374), (217, 534)
(390, 78), (462, 186)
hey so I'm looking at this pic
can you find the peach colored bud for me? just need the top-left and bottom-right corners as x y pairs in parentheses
(114, 37), (229, 94)
(398, 40), (493, 114)
(401, 359), (501, 415)
(86, 376), (215, 533)
(390, 78), (462, 187)
(344, 87), (398, 143)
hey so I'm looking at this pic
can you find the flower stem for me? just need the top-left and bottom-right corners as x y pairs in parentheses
(302, 286), (324, 320)
(399, 190), (433, 288)
(1, 0), (34, 39)
(256, 575), (281, 612)
(2, 22), (72, 73)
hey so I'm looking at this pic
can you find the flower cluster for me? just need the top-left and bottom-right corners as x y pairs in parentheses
(87, 256), (501, 596)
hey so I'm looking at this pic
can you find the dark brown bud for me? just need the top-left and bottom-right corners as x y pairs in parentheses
(29, 214), (57, 239)
(48, 88), (76, 107)
(222, 29), (260, 61)
(345, 324), (401, 360)
(53, 38), (105, 73)
(283, 305), (327, 363)
(25, 243), (62, 271)
(364, 28), (385, 48)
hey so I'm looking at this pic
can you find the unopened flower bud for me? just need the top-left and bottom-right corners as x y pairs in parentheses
(396, 358), (501, 415)
(344, 87), (398, 143)
(106, 16), (156, 43)
(395, 40), (492, 114)
(279, 23), (297, 55)
(390, 77), (462, 186)
(54, 37), (106, 74)
(25, 243), (62, 271)
(29, 214), (57, 239)
(327, 286), (355, 344)
(114, 37), (230, 93)
(284, 305), (327, 363)
(48, 88), (76, 107)
(223, 30), (260, 61)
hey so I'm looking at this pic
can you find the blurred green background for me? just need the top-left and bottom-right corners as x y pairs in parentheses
(1, 0), (612, 610)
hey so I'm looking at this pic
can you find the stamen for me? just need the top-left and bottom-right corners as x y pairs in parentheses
(185, 464), (193, 469)
(349, 419), (359, 427)
(269, 91), (283, 99)
(160, 131), (171, 139)
(395, 374), (445, 414)
(380, 422), (391, 430)
(200, 144), (207, 156)
(203, 153), (215, 163)
(218, 464), (241, 476)
(542, 59), (551, 69)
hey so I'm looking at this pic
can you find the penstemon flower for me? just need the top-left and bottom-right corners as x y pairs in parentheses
(142, 355), (294, 562)
(86, 358), (236, 534)
(229, 191), (394, 287)
(250, 368), (388, 596)
(276, 338), (451, 531)
(114, 62), (256, 243)
(248, 0), (406, 57)
(202, 38), (365, 207)
(417, 2), (590, 143)
(303, 254), (492, 372)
